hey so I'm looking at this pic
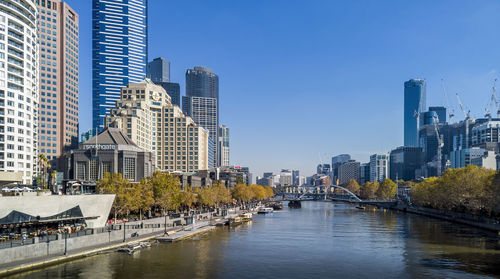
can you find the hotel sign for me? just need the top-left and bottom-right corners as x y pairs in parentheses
(83, 144), (116, 150)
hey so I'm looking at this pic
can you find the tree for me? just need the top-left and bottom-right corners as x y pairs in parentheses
(376, 179), (397, 200)
(147, 171), (182, 213)
(96, 173), (131, 220)
(213, 182), (232, 204)
(231, 183), (253, 202)
(135, 179), (154, 220)
(38, 154), (50, 189)
(199, 186), (217, 207)
(181, 185), (198, 209)
(249, 184), (267, 200)
(360, 181), (379, 199)
(264, 186), (274, 198)
(345, 179), (360, 196)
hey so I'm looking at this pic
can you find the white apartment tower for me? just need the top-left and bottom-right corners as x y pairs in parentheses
(106, 79), (210, 172)
(369, 153), (389, 182)
(0, 0), (39, 184)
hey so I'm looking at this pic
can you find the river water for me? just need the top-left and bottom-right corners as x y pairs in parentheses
(9, 201), (500, 279)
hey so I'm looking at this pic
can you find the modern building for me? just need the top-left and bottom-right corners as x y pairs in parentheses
(429, 106), (446, 123)
(0, 0), (39, 184)
(92, 0), (148, 131)
(183, 66), (219, 166)
(292, 170), (299, 185)
(80, 130), (93, 143)
(236, 166), (251, 185)
(389, 146), (424, 181)
(157, 81), (180, 107)
(211, 166), (247, 188)
(470, 151), (498, 170)
(105, 79), (210, 172)
(359, 163), (370, 184)
(279, 169), (293, 187)
(256, 176), (273, 187)
(62, 127), (154, 183)
(422, 111), (438, 126)
(450, 148), (486, 169)
(36, 0), (79, 166)
(331, 154), (351, 182)
(337, 160), (360, 185)
(404, 79), (426, 147)
(471, 120), (500, 146)
(317, 164), (331, 175)
(370, 154), (389, 182)
(218, 125), (229, 166)
(146, 57), (169, 83)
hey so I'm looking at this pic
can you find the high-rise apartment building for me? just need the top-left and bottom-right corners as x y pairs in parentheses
(183, 66), (219, 167)
(338, 160), (360, 185)
(218, 125), (229, 166)
(106, 79), (209, 172)
(404, 79), (426, 147)
(369, 153), (389, 182)
(92, 0), (147, 132)
(0, 0), (39, 184)
(36, 0), (79, 168)
(147, 57), (169, 83)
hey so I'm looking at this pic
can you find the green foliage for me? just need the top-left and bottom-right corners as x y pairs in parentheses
(231, 183), (253, 202)
(360, 181), (379, 199)
(411, 165), (497, 216)
(376, 179), (397, 200)
(345, 179), (360, 195)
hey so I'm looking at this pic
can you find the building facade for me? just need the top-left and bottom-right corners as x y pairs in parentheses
(404, 79), (426, 147)
(359, 163), (370, 185)
(218, 125), (229, 166)
(370, 154), (389, 182)
(62, 127), (153, 183)
(183, 66), (219, 166)
(0, 0), (39, 184)
(146, 57), (169, 83)
(106, 79), (209, 172)
(36, 0), (79, 167)
(389, 146), (423, 181)
(450, 148), (486, 169)
(92, 0), (147, 131)
(337, 160), (360, 185)
(279, 169), (292, 187)
(429, 106), (446, 124)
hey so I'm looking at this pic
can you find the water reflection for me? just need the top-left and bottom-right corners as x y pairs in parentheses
(8, 202), (500, 279)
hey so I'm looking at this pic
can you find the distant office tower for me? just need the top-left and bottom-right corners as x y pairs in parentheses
(80, 130), (93, 143)
(280, 169), (292, 187)
(106, 79), (210, 172)
(218, 125), (229, 166)
(404, 79), (426, 147)
(338, 160), (360, 185)
(317, 164), (331, 175)
(422, 111), (438, 126)
(389, 146), (423, 181)
(184, 66), (219, 166)
(369, 154), (389, 182)
(331, 154), (351, 181)
(92, 0), (148, 131)
(147, 57), (170, 83)
(292, 170), (299, 185)
(158, 82), (180, 107)
(36, 0), (79, 167)
(359, 163), (370, 184)
(429, 106), (446, 124)
(0, 0), (38, 184)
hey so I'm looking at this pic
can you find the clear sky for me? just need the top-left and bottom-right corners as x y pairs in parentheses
(68, 0), (500, 178)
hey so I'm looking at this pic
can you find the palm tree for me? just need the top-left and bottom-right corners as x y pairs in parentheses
(38, 154), (49, 189)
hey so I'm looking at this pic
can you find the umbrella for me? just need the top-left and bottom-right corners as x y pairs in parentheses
(1, 187), (10, 192)
(22, 187), (32, 192)
(11, 187), (21, 192)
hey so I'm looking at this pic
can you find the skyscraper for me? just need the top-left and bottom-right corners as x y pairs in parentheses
(92, 0), (147, 131)
(218, 125), (229, 166)
(429, 106), (446, 124)
(184, 66), (219, 167)
(147, 57), (169, 83)
(0, 0), (39, 184)
(36, 0), (79, 168)
(404, 79), (426, 147)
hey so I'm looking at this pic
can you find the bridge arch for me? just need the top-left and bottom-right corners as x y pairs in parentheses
(330, 185), (361, 202)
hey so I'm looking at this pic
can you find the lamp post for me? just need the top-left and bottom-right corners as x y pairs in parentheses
(64, 230), (68, 255)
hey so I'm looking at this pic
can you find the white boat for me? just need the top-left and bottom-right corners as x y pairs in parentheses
(257, 207), (274, 214)
(117, 242), (145, 255)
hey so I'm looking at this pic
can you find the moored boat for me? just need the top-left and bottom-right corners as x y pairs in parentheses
(117, 242), (143, 255)
(257, 207), (274, 214)
(267, 202), (283, 210)
(288, 200), (301, 208)
(240, 212), (253, 221)
(229, 216), (243, 226)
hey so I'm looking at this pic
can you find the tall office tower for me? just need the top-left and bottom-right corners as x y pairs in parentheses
(429, 106), (446, 124)
(36, 0), (79, 168)
(218, 125), (229, 166)
(106, 79), (210, 172)
(92, 0), (147, 132)
(369, 154), (390, 182)
(147, 57), (169, 83)
(404, 79), (426, 147)
(292, 170), (299, 185)
(0, 0), (38, 184)
(184, 66), (219, 166)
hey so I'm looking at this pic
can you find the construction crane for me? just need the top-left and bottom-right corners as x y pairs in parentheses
(492, 79), (499, 118)
(432, 115), (444, 176)
(456, 92), (470, 119)
(414, 89), (423, 132)
(441, 79), (454, 123)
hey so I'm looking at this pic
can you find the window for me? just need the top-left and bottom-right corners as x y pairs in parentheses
(123, 157), (135, 180)
(76, 161), (86, 180)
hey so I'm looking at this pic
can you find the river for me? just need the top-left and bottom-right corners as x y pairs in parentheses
(8, 201), (500, 279)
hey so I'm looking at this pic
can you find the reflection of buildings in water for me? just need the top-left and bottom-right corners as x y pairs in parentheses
(401, 215), (500, 276)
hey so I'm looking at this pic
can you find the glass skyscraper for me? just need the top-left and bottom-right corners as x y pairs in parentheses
(183, 66), (219, 167)
(147, 57), (170, 83)
(404, 79), (426, 147)
(92, 0), (147, 131)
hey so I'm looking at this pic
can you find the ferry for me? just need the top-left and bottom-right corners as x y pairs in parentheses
(257, 207), (274, 214)
(288, 200), (301, 208)
(268, 201), (283, 210)
(229, 216), (243, 226)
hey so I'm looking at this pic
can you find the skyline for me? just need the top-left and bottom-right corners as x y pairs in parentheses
(69, 0), (500, 176)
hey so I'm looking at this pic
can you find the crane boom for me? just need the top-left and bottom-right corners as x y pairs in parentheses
(441, 79), (454, 123)
(432, 115), (443, 176)
(456, 93), (469, 119)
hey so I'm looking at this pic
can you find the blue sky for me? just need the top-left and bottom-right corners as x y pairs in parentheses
(69, 0), (500, 178)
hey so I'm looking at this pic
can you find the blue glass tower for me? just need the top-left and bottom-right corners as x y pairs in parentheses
(92, 0), (148, 131)
(404, 79), (426, 147)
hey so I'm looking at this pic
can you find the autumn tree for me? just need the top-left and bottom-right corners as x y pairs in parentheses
(249, 184), (267, 200)
(135, 179), (154, 220)
(181, 185), (198, 209)
(375, 179), (397, 200)
(96, 173), (131, 220)
(345, 179), (360, 196)
(231, 183), (253, 202)
(359, 181), (379, 200)
(147, 171), (182, 213)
